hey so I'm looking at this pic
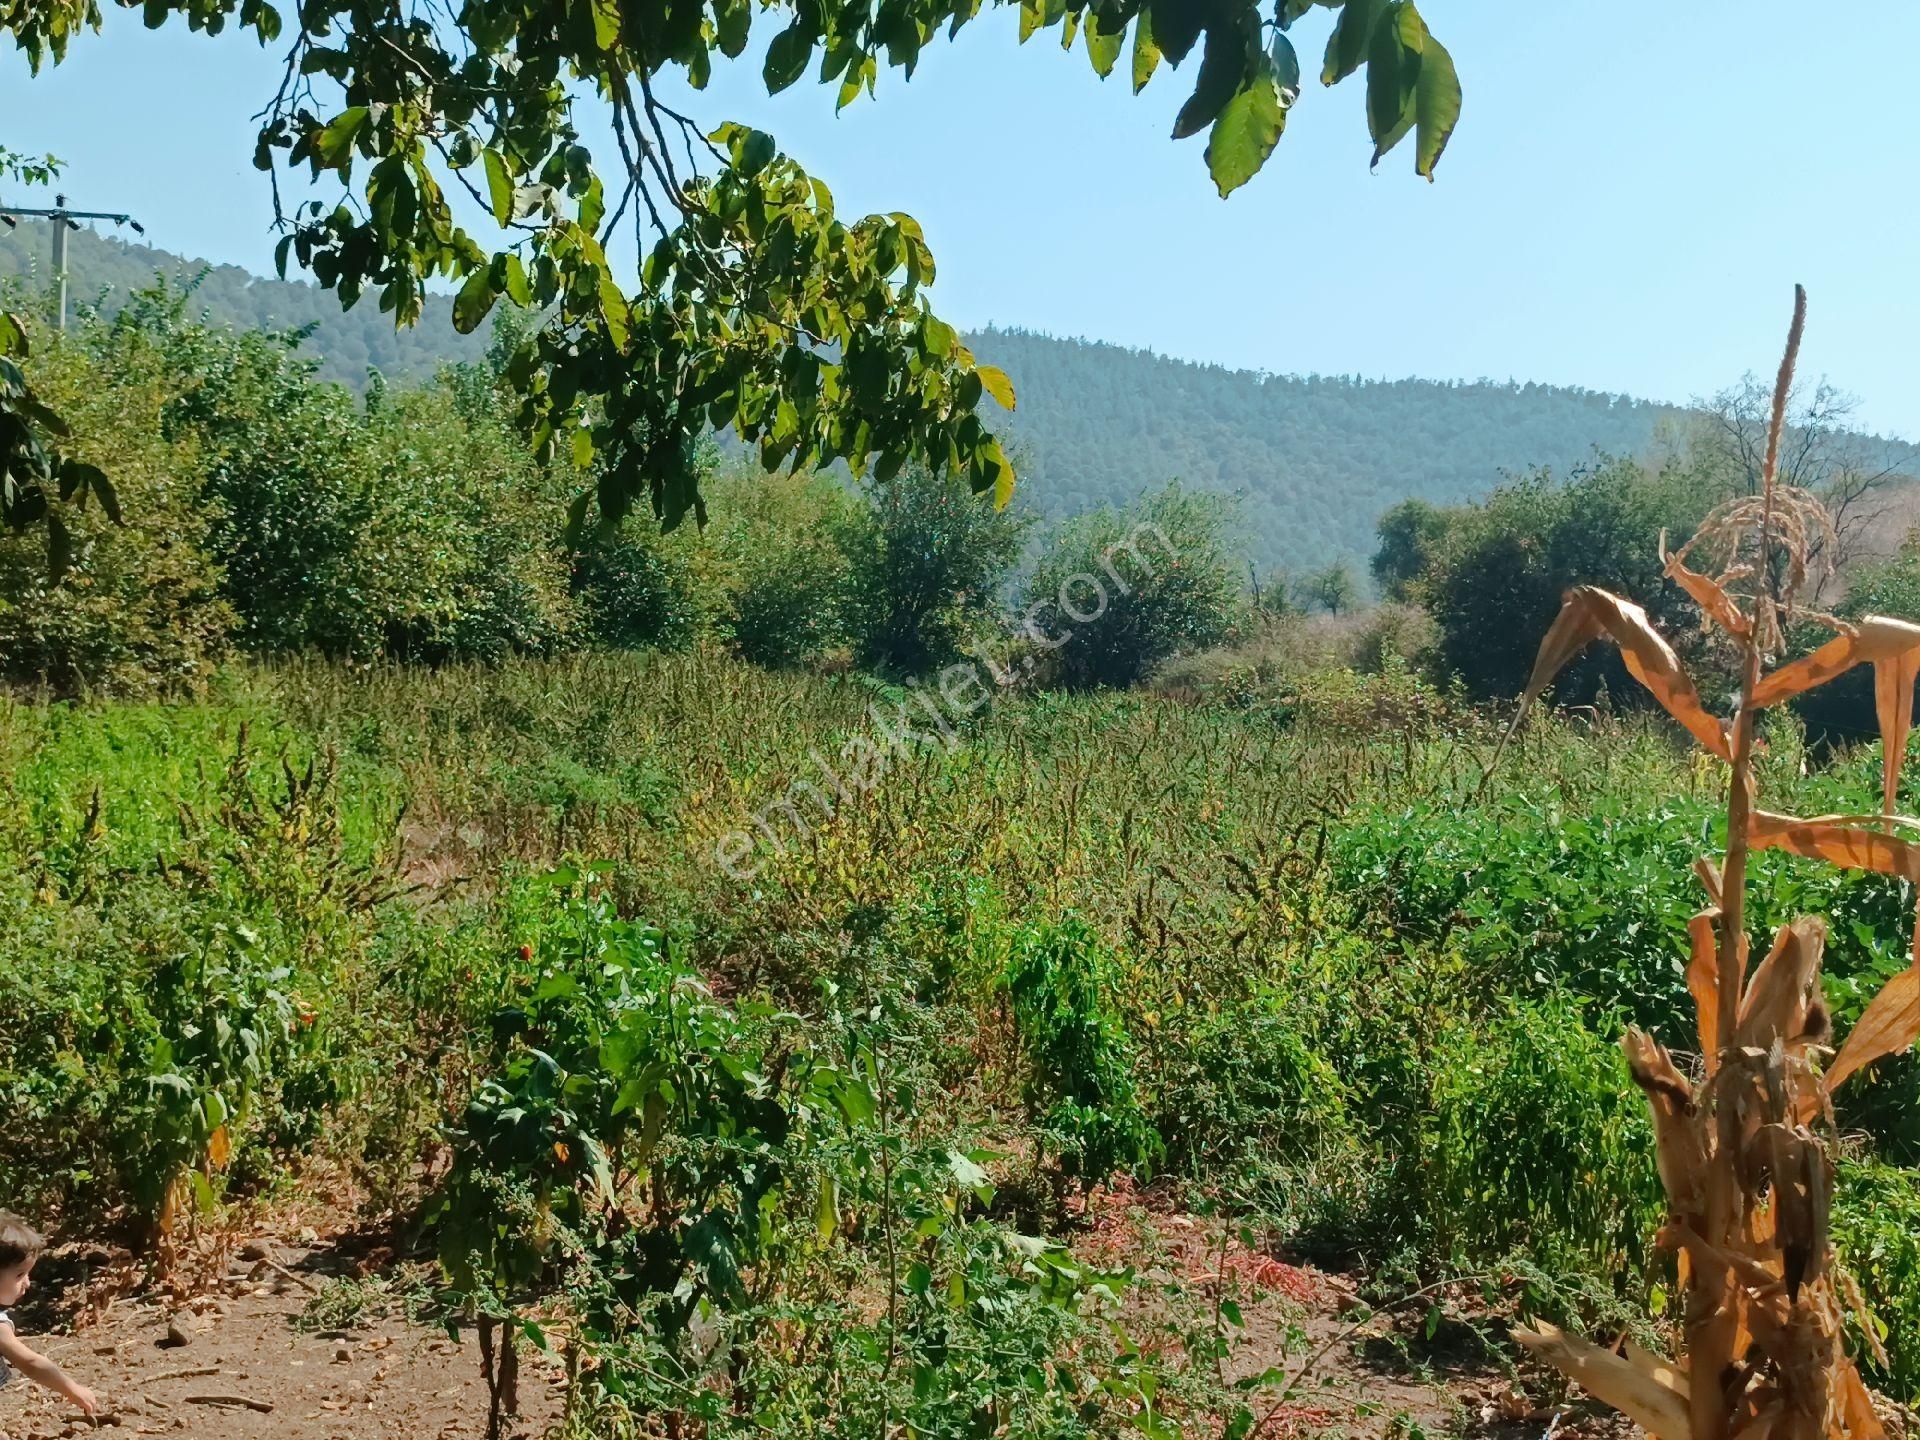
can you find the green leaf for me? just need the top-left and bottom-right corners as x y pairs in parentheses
(46, 510), (69, 582)
(64, 462), (117, 523)
(976, 364), (1016, 410)
(451, 266), (498, 334)
(1085, 15), (1123, 78)
(1149, 0), (1202, 65)
(763, 23), (812, 93)
(599, 276), (630, 351)
(1269, 30), (1301, 103)
(1130, 7), (1160, 92)
(483, 149), (513, 227)
(312, 106), (368, 168)
(1366, 0), (1426, 163)
(587, 0), (619, 50)
(986, 437), (1016, 509)
(1321, 0), (1384, 85)
(815, 1175), (838, 1242)
(1205, 72), (1285, 197)
(735, 127), (777, 177)
(1171, 29), (1247, 141)
(500, 253), (531, 306)
(1413, 32), (1460, 177)
(0, 311), (26, 358)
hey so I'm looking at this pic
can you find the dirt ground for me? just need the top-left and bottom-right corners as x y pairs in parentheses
(0, 1198), (1618, 1440)
(0, 1241), (560, 1440)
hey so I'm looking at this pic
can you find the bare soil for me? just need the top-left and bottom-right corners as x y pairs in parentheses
(0, 1197), (1624, 1440)
(0, 1241), (559, 1440)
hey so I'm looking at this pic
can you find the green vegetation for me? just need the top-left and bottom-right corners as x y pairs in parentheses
(6, 651), (1920, 1427)
(2, 0), (1461, 570)
(24, 229), (1909, 581)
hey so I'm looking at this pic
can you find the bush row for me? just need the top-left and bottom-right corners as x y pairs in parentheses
(1, 290), (1244, 696)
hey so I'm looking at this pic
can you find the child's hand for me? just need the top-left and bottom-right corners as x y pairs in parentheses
(67, 1380), (99, 1415)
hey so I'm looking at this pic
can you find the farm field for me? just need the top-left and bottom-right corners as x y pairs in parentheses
(5, 653), (1920, 1438)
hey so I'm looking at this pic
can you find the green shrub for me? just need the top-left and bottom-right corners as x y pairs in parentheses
(1151, 982), (1362, 1211)
(1419, 995), (1661, 1278)
(709, 468), (855, 668)
(572, 517), (729, 652)
(1003, 914), (1158, 1186)
(1417, 455), (1723, 702)
(0, 323), (233, 694)
(1024, 483), (1238, 690)
(1833, 1157), (1920, 1402)
(839, 463), (1030, 676)
(88, 285), (577, 665)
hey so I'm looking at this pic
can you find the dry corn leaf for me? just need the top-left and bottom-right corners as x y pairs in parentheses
(1876, 645), (1920, 818)
(1729, 1399), (1784, 1440)
(1696, 856), (1725, 908)
(1826, 962), (1920, 1095)
(1623, 1029), (1706, 1213)
(1749, 811), (1920, 884)
(1664, 541), (1752, 640)
(1515, 587), (1732, 759)
(1513, 1321), (1691, 1440)
(1749, 615), (1920, 709)
(1689, 909), (1723, 1065)
(206, 1125), (232, 1171)
(1623, 1340), (1692, 1401)
(1736, 919), (1826, 1052)
(1835, 1359), (1888, 1440)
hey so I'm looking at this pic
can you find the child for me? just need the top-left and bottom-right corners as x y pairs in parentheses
(0, 1213), (97, 1418)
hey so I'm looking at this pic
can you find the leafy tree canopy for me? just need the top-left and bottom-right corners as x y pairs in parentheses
(2, 0), (1461, 550)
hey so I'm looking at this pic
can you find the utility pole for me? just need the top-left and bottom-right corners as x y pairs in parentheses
(0, 193), (144, 331)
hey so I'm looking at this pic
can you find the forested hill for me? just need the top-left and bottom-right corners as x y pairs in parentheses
(967, 328), (1684, 573)
(0, 218), (486, 382)
(0, 219), (1718, 572)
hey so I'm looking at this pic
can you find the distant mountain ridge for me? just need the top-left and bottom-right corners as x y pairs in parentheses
(7, 220), (1910, 574)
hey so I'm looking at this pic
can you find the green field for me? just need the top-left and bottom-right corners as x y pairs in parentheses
(6, 653), (1920, 1433)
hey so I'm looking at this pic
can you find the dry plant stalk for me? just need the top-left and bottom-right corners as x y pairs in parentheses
(1500, 287), (1920, 1440)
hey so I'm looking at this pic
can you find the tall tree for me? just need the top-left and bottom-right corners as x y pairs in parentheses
(1685, 377), (1912, 599)
(1, 0), (1462, 551)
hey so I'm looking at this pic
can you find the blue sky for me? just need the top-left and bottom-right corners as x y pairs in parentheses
(4, 3), (1918, 436)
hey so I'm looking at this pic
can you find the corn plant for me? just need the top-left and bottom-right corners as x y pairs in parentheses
(1500, 288), (1920, 1440)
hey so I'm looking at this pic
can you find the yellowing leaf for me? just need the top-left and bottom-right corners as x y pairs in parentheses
(976, 364), (1015, 411)
(1876, 645), (1920, 818)
(1412, 32), (1459, 178)
(1750, 615), (1920, 709)
(206, 1124), (232, 1171)
(1662, 539), (1750, 640)
(1735, 917), (1826, 1051)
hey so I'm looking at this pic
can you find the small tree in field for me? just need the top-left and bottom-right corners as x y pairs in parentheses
(1499, 289), (1920, 1440)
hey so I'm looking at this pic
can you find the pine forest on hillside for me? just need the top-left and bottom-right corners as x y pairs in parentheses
(16, 220), (1911, 575)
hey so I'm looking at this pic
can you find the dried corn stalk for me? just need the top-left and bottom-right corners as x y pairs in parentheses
(1501, 288), (1920, 1440)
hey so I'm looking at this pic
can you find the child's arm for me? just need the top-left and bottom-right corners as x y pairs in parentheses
(0, 1321), (98, 1415)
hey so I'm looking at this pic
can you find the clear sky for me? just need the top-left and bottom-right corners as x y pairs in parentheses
(4, 3), (1918, 436)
